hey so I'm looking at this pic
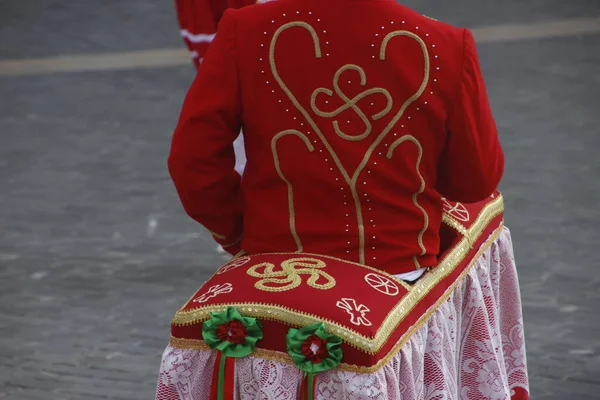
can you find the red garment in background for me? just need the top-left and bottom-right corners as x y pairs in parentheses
(175, 0), (257, 67)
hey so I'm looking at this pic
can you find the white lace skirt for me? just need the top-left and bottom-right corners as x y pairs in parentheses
(155, 227), (529, 399)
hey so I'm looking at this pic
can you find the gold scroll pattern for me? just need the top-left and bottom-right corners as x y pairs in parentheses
(386, 135), (428, 269)
(246, 257), (336, 292)
(269, 22), (430, 263)
(271, 130), (315, 252)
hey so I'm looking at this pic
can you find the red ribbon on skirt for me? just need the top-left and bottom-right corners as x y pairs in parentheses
(298, 373), (316, 400)
(209, 352), (235, 400)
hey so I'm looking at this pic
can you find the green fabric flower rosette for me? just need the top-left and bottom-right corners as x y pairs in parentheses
(286, 323), (343, 400)
(202, 307), (263, 400)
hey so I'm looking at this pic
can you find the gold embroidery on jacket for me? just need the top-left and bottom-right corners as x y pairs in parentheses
(270, 23), (430, 264)
(271, 129), (315, 252)
(209, 230), (242, 248)
(386, 135), (428, 269)
(209, 230), (226, 240)
(310, 64), (393, 141)
(246, 257), (336, 292)
(423, 14), (438, 21)
(221, 232), (244, 248)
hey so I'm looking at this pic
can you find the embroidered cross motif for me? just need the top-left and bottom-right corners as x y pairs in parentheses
(193, 283), (233, 303)
(336, 298), (372, 326)
(442, 198), (470, 222)
(216, 256), (251, 275)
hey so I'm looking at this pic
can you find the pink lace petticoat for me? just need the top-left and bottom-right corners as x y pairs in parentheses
(155, 227), (529, 399)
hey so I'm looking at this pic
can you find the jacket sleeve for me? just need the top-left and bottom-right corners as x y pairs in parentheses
(168, 10), (243, 255)
(436, 29), (504, 203)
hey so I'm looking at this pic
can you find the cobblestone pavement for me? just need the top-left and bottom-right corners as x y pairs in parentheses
(1, 0), (599, 399)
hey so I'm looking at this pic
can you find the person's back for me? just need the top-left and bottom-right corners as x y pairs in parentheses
(168, 0), (504, 274)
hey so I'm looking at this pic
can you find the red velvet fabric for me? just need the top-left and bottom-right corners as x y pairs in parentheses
(171, 194), (504, 368)
(168, 0), (504, 271)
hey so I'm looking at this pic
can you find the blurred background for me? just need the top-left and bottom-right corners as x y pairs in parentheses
(0, 0), (599, 399)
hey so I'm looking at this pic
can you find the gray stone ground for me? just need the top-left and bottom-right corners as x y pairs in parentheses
(0, 0), (599, 399)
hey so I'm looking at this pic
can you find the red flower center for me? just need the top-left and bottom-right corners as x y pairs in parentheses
(301, 334), (329, 364)
(216, 320), (248, 345)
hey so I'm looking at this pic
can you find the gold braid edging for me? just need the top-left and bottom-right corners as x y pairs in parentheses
(271, 130), (315, 252)
(169, 221), (504, 374)
(387, 135), (428, 269)
(171, 196), (504, 354)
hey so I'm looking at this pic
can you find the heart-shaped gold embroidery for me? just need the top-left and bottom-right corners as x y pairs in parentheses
(269, 22), (430, 263)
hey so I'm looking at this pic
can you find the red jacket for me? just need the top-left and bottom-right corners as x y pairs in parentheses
(168, 0), (504, 274)
(175, 0), (257, 67)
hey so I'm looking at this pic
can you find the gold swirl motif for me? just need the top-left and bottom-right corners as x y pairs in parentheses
(310, 64), (393, 141)
(386, 135), (428, 269)
(271, 130), (315, 252)
(270, 24), (430, 264)
(246, 257), (336, 292)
